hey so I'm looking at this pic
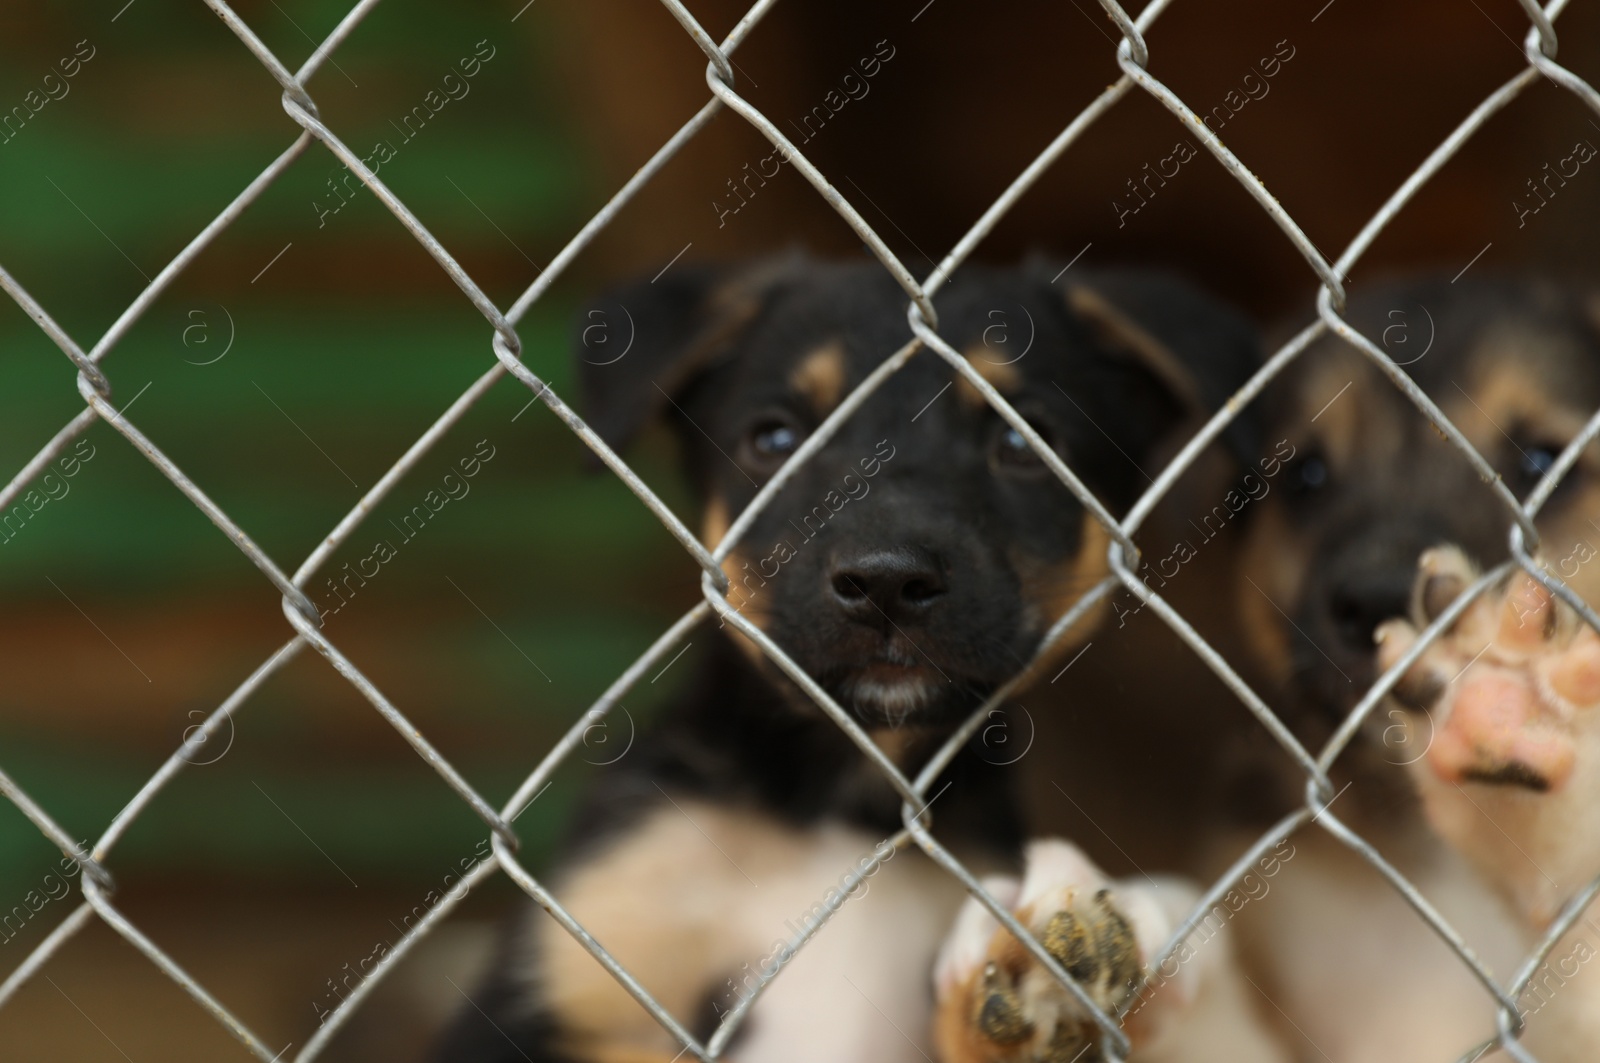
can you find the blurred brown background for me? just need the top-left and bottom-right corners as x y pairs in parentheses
(1, 0), (1596, 1059)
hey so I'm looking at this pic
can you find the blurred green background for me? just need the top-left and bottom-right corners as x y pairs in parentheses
(0, 2), (712, 1058)
(0, 2), (653, 884)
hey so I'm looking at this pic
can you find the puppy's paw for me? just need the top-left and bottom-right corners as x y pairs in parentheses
(933, 841), (1178, 1063)
(1378, 546), (1600, 925)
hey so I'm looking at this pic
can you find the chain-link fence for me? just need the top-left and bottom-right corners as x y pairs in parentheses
(3, 0), (1600, 1060)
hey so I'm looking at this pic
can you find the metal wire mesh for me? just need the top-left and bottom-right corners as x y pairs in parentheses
(3, 1), (1600, 1060)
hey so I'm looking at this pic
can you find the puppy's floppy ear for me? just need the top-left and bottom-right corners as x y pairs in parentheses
(1050, 267), (1264, 463)
(577, 254), (804, 454)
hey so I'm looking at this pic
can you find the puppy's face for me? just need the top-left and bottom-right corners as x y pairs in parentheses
(1240, 279), (1600, 722)
(582, 256), (1258, 729)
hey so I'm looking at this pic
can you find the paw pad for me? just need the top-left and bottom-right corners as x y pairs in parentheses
(975, 963), (1033, 1045)
(1378, 548), (1600, 794)
(1379, 545), (1600, 925)
(1040, 909), (1096, 984)
(935, 842), (1155, 1062)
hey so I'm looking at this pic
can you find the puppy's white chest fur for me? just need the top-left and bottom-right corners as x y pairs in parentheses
(529, 801), (969, 1062)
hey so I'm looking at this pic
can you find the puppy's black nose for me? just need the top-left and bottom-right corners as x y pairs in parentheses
(1327, 566), (1413, 652)
(829, 546), (947, 623)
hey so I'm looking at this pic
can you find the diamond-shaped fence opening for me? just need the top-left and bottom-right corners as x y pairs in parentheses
(2, 0), (1600, 1061)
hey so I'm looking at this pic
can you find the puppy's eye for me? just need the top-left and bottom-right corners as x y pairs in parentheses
(1519, 444), (1559, 481)
(754, 422), (799, 456)
(993, 420), (1054, 472)
(1284, 452), (1329, 497)
(1513, 440), (1576, 498)
(740, 415), (805, 471)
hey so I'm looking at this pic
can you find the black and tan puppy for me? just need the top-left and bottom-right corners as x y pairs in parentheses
(433, 255), (1277, 1063)
(1239, 277), (1600, 734)
(1226, 276), (1600, 1061)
